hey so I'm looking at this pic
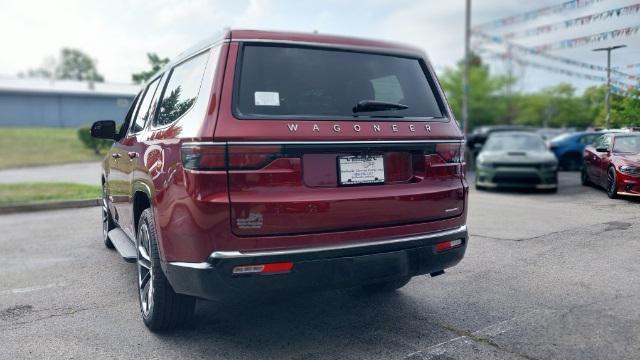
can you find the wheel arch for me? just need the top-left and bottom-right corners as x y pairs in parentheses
(132, 181), (153, 233)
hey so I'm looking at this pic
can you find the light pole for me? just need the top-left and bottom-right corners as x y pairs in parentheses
(462, 0), (471, 135)
(593, 45), (626, 129)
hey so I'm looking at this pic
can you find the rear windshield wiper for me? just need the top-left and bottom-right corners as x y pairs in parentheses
(352, 100), (408, 113)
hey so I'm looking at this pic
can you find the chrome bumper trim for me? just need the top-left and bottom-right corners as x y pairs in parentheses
(211, 225), (467, 259)
(168, 226), (467, 269)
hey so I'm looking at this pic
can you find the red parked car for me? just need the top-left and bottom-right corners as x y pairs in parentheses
(582, 132), (640, 198)
(91, 30), (468, 331)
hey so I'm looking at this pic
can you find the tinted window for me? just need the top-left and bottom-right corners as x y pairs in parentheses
(484, 133), (547, 151)
(132, 77), (161, 133)
(156, 52), (209, 126)
(613, 136), (640, 153)
(117, 91), (142, 138)
(579, 134), (598, 145)
(236, 45), (443, 119)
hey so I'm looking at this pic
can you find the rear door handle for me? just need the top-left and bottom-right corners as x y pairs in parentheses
(127, 152), (138, 159)
(111, 153), (121, 159)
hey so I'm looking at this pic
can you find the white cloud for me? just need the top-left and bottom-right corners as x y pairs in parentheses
(0, 0), (636, 92)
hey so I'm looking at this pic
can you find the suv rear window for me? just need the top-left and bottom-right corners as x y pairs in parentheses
(235, 44), (444, 119)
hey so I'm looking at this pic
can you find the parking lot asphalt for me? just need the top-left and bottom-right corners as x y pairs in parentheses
(0, 172), (638, 360)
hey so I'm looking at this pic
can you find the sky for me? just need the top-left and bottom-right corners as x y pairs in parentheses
(0, 0), (638, 93)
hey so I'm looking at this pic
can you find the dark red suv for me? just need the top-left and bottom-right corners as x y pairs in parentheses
(91, 30), (468, 331)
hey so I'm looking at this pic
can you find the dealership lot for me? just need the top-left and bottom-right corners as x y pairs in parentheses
(0, 172), (638, 360)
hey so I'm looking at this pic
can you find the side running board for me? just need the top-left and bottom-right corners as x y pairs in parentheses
(107, 228), (137, 263)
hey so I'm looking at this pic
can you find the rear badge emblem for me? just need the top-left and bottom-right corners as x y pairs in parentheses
(286, 123), (432, 134)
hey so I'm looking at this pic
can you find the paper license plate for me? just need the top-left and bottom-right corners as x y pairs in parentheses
(338, 155), (385, 185)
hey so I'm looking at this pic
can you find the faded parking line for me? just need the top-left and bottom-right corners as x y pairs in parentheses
(405, 310), (542, 359)
(0, 283), (64, 295)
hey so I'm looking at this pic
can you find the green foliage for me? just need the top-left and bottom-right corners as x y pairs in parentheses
(77, 126), (111, 155)
(132, 53), (170, 84)
(607, 88), (640, 128)
(440, 54), (640, 130)
(439, 53), (511, 130)
(56, 48), (104, 82)
(22, 48), (104, 82)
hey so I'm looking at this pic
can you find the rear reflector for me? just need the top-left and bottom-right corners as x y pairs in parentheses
(232, 261), (294, 275)
(435, 239), (463, 252)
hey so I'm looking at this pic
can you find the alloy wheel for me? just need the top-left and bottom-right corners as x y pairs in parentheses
(101, 189), (109, 241)
(607, 168), (617, 198)
(137, 223), (154, 317)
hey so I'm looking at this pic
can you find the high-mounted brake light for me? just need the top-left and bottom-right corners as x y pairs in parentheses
(435, 239), (463, 252)
(232, 261), (294, 275)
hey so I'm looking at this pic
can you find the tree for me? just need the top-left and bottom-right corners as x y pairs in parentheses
(439, 53), (511, 131)
(55, 48), (104, 82)
(608, 88), (640, 128)
(21, 48), (104, 82)
(132, 53), (170, 84)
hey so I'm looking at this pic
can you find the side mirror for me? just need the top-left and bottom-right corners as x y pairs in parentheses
(595, 146), (608, 153)
(91, 120), (116, 140)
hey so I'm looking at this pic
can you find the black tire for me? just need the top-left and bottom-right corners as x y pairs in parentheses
(101, 185), (115, 249)
(137, 208), (195, 331)
(580, 167), (590, 186)
(606, 167), (618, 199)
(361, 277), (411, 292)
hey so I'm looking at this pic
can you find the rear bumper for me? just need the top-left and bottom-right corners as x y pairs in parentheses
(162, 225), (468, 301)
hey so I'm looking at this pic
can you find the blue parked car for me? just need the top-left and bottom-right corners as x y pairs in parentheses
(548, 132), (604, 170)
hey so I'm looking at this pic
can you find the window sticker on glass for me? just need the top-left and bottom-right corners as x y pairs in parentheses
(254, 91), (280, 106)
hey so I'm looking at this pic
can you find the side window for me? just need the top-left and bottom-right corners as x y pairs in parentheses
(579, 135), (596, 145)
(116, 92), (142, 139)
(371, 75), (404, 103)
(593, 135), (605, 149)
(131, 76), (162, 133)
(602, 135), (612, 150)
(156, 52), (209, 126)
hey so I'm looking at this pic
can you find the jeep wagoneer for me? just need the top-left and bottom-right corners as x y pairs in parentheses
(91, 29), (468, 330)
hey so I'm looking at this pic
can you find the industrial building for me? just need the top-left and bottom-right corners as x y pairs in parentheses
(0, 77), (138, 127)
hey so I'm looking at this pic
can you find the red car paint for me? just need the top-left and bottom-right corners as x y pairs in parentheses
(583, 133), (640, 197)
(100, 30), (468, 298)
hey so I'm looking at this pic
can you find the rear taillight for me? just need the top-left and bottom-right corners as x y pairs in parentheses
(181, 144), (226, 170)
(181, 143), (284, 170)
(227, 145), (282, 169)
(433, 143), (463, 164)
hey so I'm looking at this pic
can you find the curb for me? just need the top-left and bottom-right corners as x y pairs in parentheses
(0, 198), (100, 215)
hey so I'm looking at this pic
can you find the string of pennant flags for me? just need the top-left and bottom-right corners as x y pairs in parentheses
(532, 26), (640, 52)
(472, 1), (640, 93)
(473, 31), (638, 81)
(615, 63), (640, 70)
(478, 48), (640, 90)
(502, 3), (640, 40)
(472, 0), (604, 31)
